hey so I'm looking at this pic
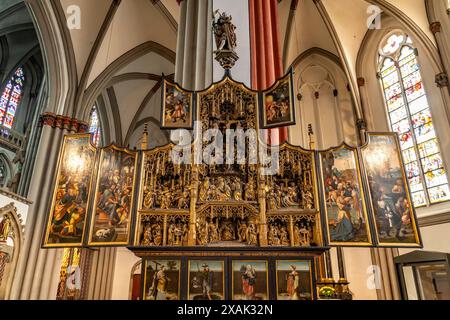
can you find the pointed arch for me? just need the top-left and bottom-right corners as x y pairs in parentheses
(79, 41), (176, 122)
(0, 67), (25, 129)
(377, 31), (450, 207)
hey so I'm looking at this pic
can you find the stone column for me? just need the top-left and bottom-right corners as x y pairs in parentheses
(430, 22), (450, 96)
(85, 248), (116, 300)
(175, 0), (213, 91)
(10, 115), (88, 300)
(17, 79), (47, 196)
(249, 0), (288, 145)
(370, 248), (401, 300)
(175, 0), (214, 246)
(10, 125), (64, 299)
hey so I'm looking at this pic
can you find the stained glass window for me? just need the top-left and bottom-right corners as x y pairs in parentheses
(0, 67), (25, 129)
(379, 31), (450, 207)
(89, 106), (101, 147)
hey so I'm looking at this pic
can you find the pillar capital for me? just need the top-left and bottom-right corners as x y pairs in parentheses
(356, 118), (367, 131)
(430, 21), (441, 34)
(290, 0), (299, 10)
(39, 113), (89, 133)
(357, 77), (366, 87)
(435, 72), (449, 88)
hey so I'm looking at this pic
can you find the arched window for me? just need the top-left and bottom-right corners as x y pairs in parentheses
(378, 31), (450, 207)
(89, 106), (101, 147)
(0, 67), (25, 129)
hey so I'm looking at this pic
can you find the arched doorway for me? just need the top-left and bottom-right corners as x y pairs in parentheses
(130, 260), (142, 300)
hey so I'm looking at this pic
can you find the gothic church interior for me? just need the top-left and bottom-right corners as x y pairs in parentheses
(0, 0), (450, 301)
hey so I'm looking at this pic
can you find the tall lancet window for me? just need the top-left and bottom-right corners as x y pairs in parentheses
(0, 67), (25, 129)
(89, 106), (101, 147)
(378, 31), (450, 207)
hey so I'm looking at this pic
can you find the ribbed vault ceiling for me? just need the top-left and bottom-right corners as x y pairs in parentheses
(15, 0), (438, 147)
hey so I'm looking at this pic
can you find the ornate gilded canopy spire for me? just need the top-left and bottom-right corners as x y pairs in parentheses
(141, 123), (149, 150)
(213, 10), (239, 71)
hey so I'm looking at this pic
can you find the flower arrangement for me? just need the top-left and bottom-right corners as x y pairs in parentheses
(319, 286), (336, 299)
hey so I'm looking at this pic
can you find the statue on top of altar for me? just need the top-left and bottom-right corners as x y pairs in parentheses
(213, 10), (237, 53)
(213, 10), (239, 69)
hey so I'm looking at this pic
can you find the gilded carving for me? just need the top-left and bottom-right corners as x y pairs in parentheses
(136, 77), (322, 249)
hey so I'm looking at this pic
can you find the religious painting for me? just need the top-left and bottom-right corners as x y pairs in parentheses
(143, 259), (180, 300)
(43, 134), (96, 248)
(260, 69), (296, 129)
(320, 146), (373, 246)
(88, 145), (138, 246)
(361, 133), (422, 247)
(276, 260), (313, 300)
(231, 260), (268, 300)
(160, 79), (195, 130)
(188, 260), (225, 300)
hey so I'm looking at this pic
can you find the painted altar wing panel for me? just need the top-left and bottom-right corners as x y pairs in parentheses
(361, 133), (422, 247)
(88, 145), (138, 246)
(43, 134), (96, 248)
(319, 145), (373, 247)
(160, 79), (195, 130)
(260, 69), (296, 129)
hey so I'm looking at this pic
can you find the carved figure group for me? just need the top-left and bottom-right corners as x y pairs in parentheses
(141, 220), (188, 247)
(167, 222), (189, 246)
(293, 223), (312, 247)
(196, 218), (258, 246)
(143, 182), (190, 210)
(198, 176), (249, 202)
(266, 180), (315, 211)
(268, 223), (290, 246)
(142, 223), (163, 246)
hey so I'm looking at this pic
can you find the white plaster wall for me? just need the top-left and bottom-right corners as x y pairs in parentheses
(329, 247), (378, 300)
(291, 53), (356, 149)
(399, 222), (450, 256)
(110, 247), (140, 300)
(343, 248), (378, 300)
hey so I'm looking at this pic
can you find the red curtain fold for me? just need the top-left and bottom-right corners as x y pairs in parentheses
(249, 0), (288, 145)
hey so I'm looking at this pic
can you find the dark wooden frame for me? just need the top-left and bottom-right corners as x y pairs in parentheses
(259, 68), (297, 129)
(131, 247), (323, 300)
(160, 77), (196, 130)
(395, 250), (450, 300)
(359, 132), (423, 248)
(42, 134), (98, 248)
